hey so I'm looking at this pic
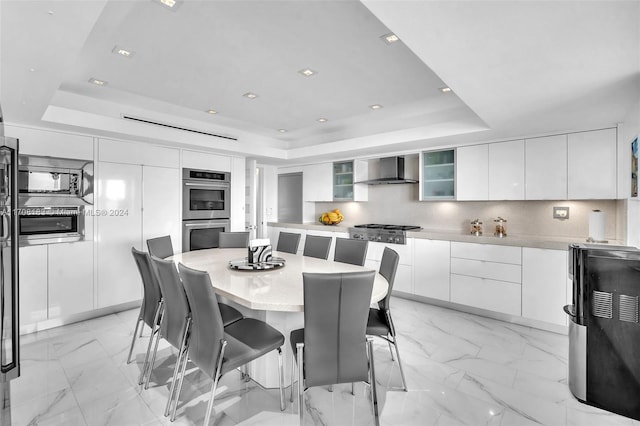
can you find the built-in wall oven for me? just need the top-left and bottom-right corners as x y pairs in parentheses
(182, 219), (230, 252)
(182, 168), (230, 220)
(19, 206), (85, 244)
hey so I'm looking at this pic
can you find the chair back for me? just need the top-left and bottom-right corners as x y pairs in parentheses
(151, 256), (190, 348)
(276, 232), (301, 254)
(378, 247), (399, 311)
(302, 270), (375, 387)
(333, 238), (368, 266)
(131, 247), (162, 327)
(147, 236), (174, 259)
(219, 232), (250, 248)
(303, 235), (332, 260)
(178, 263), (225, 378)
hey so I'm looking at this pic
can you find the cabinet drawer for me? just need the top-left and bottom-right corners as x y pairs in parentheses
(451, 258), (521, 283)
(366, 240), (413, 265)
(451, 242), (521, 264)
(451, 274), (521, 316)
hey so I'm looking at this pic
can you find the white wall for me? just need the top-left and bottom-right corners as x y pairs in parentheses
(619, 98), (640, 247)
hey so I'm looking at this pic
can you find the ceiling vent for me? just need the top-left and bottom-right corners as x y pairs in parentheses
(122, 115), (237, 141)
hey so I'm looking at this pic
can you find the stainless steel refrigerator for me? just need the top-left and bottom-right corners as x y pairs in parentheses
(565, 243), (640, 421)
(0, 104), (19, 423)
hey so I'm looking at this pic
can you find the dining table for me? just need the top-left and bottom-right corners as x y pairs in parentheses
(169, 247), (389, 388)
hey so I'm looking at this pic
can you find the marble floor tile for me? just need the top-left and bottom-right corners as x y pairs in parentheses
(7, 298), (640, 425)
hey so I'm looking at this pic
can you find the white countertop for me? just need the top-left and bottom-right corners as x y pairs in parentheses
(169, 248), (389, 312)
(268, 222), (625, 250)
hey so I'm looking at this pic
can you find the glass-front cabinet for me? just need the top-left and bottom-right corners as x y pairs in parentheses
(333, 161), (354, 200)
(332, 160), (368, 201)
(420, 149), (455, 200)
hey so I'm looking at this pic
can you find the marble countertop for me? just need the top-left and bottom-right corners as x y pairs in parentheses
(268, 222), (624, 250)
(170, 248), (388, 312)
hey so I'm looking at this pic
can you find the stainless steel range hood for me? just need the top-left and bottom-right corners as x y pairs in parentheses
(355, 156), (417, 185)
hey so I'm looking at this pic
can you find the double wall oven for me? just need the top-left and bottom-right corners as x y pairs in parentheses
(182, 168), (230, 251)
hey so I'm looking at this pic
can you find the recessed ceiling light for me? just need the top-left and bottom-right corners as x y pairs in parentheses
(154, 0), (182, 10)
(278, 129), (287, 133)
(243, 92), (258, 99)
(29, 67), (36, 72)
(206, 109), (218, 115)
(317, 118), (328, 123)
(47, 10), (54, 15)
(88, 78), (107, 86)
(440, 87), (452, 93)
(112, 46), (135, 58)
(369, 104), (383, 110)
(298, 68), (317, 77)
(381, 33), (400, 44)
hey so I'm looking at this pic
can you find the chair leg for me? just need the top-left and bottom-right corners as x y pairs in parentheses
(290, 350), (295, 403)
(204, 340), (227, 426)
(351, 382), (355, 396)
(139, 301), (163, 385)
(127, 316), (142, 364)
(143, 327), (162, 388)
(387, 335), (395, 361)
(392, 335), (408, 392)
(297, 343), (304, 426)
(168, 318), (192, 420)
(277, 347), (285, 411)
(328, 384), (333, 392)
(367, 338), (380, 426)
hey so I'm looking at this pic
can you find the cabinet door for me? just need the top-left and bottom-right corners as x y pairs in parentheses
(522, 248), (568, 326)
(182, 150), (231, 172)
(489, 140), (525, 200)
(19, 245), (48, 327)
(525, 135), (568, 200)
(142, 166), (181, 253)
(48, 241), (94, 318)
(456, 145), (488, 200)
(568, 128), (617, 199)
(353, 159), (369, 202)
(414, 239), (450, 301)
(97, 162), (143, 308)
(230, 157), (246, 232)
(304, 163), (333, 202)
(451, 274), (521, 316)
(99, 138), (179, 168)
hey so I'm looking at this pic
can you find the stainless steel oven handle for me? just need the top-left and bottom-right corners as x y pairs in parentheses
(184, 182), (229, 188)
(184, 223), (226, 227)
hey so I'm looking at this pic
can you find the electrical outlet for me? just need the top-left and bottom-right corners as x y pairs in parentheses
(553, 206), (570, 220)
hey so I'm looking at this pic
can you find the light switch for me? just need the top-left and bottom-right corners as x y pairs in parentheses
(553, 206), (570, 220)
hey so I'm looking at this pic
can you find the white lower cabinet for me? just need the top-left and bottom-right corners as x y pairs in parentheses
(97, 162), (143, 308)
(365, 241), (414, 294)
(522, 248), (568, 326)
(19, 245), (48, 327)
(142, 166), (181, 253)
(48, 241), (94, 318)
(450, 242), (522, 316)
(450, 274), (521, 316)
(413, 239), (450, 301)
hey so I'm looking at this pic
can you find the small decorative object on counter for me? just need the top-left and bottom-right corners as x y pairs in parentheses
(319, 209), (344, 225)
(494, 217), (507, 238)
(470, 219), (483, 236)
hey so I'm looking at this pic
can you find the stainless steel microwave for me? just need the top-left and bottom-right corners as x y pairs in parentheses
(18, 155), (93, 206)
(19, 206), (85, 244)
(182, 168), (230, 220)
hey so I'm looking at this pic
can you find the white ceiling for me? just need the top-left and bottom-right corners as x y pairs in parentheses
(1, 0), (638, 164)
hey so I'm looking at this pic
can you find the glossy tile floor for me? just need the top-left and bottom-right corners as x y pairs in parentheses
(4, 297), (640, 426)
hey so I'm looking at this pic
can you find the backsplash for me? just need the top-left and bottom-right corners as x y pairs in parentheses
(315, 184), (624, 241)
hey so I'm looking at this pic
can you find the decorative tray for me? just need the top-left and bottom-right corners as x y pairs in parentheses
(228, 257), (286, 271)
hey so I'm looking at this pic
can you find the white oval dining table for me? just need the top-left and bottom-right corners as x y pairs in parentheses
(169, 247), (389, 388)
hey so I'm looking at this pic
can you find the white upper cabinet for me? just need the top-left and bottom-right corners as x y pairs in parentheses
(567, 128), (617, 199)
(489, 140), (525, 200)
(99, 138), (179, 168)
(525, 134), (568, 200)
(7, 125), (93, 160)
(142, 166), (182, 253)
(182, 150), (231, 172)
(456, 145), (488, 201)
(303, 163), (333, 202)
(230, 157), (246, 232)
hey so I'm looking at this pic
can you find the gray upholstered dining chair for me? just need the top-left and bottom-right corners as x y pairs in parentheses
(302, 235), (332, 259)
(333, 237), (368, 266)
(366, 247), (408, 391)
(147, 235), (174, 259)
(290, 270), (379, 426)
(178, 263), (286, 426)
(218, 231), (250, 248)
(128, 248), (164, 371)
(147, 256), (192, 420)
(276, 231), (301, 254)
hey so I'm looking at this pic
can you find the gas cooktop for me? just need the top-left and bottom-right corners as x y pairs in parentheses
(349, 224), (422, 244)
